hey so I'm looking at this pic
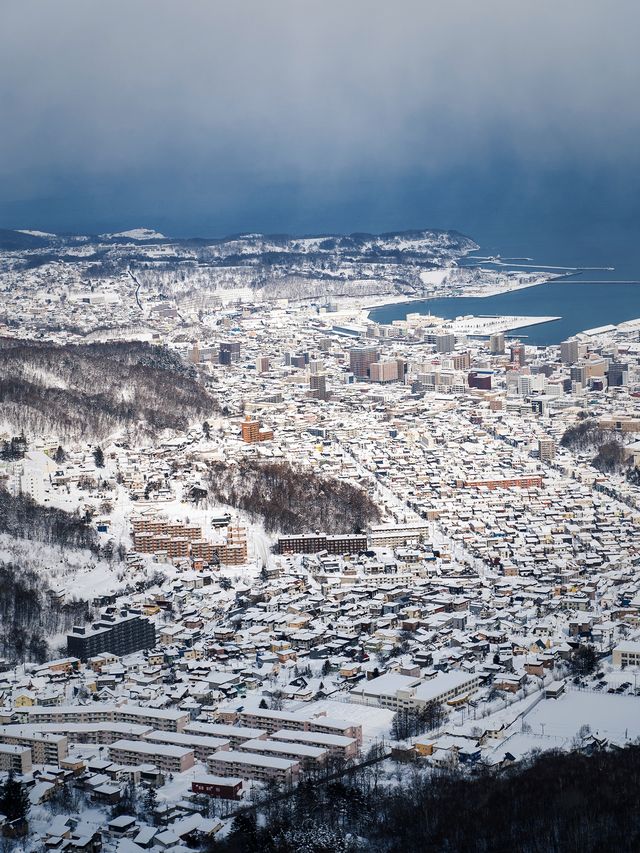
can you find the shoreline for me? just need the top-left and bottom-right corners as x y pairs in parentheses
(363, 270), (565, 314)
(449, 314), (561, 335)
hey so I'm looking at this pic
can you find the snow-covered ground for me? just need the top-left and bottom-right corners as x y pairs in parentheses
(523, 690), (640, 743)
(297, 698), (394, 744)
(0, 535), (123, 599)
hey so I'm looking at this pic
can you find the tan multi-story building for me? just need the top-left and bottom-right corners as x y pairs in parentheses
(0, 728), (67, 765)
(349, 346), (380, 379)
(218, 525), (248, 565)
(131, 517), (201, 538)
(613, 641), (640, 668)
(0, 744), (32, 774)
(490, 333), (505, 355)
(19, 704), (188, 733)
(132, 516), (247, 566)
(10, 722), (151, 746)
(142, 730), (230, 762)
(277, 532), (367, 556)
(456, 476), (543, 490)
(109, 739), (194, 773)
(350, 671), (480, 713)
(560, 338), (579, 365)
(369, 361), (398, 383)
(241, 416), (273, 443)
(307, 718), (363, 748)
(451, 351), (471, 370)
(238, 738), (327, 770)
(599, 415), (640, 433)
(207, 750), (299, 785)
(369, 523), (430, 548)
(237, 708), (308, 735)
(270, 730), (358, 761)
(185, 722), (268, 749)
(538, 438), (556, 462)
(236, 709), (362, 748)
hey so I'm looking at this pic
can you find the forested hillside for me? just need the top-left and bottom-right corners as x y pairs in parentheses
(0, 339), (216, 439)
(212, 744), (640, 852)
(0, 490), (99, 551)
(208, 460), (380, 534)
(0, 491), (119, 662)
(0, 561), (91, 663)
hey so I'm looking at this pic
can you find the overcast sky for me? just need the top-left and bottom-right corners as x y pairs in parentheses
(1, 1), (639, 251)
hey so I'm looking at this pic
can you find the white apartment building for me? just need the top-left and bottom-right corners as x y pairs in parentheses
(350, 671), (480, 711)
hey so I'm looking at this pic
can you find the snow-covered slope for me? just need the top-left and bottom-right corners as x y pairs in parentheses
(100, 228), (166, 241)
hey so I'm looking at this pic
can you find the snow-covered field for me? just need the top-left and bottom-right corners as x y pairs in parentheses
(524, 690), (640, 743)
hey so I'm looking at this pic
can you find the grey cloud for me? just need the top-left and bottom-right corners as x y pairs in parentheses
(0, 1), (638, 232)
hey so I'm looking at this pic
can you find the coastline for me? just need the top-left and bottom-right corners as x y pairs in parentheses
(363, 270), (565, 316)
(448, 314), (561, 336)
(319, 265), (634, 339)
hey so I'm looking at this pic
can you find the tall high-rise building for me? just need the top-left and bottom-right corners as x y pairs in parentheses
(369, 361), (398, 383)
(219, 341), (241, 365)
(435, 333), (456, 354)
(349, 346), (379, 378)
(256, 356), (270, 373)
(452, 351), (471, 370)
(518, 373), (546, 396)
(67, 611), (156, 661)
(241, 416), (273, 443)
(309, 373), (328, 400)
(489, 333), (505, 355)
(607, 362), (629, 387)
(570, 364), (588, 386)
(560, 338), (579, 365)
(510, 344), (526, 366)
(538, 438), (556, 462)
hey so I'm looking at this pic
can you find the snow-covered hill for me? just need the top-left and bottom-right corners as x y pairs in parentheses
(100, 228), (167, 241)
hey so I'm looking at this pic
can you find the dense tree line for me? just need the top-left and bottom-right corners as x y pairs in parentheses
(0, 771), (30, 826)
(569, 644), (598, 676)
(0, 489), (99, 551)
(561, 419), (631, 474)
(561, 419), (609, 451)
(210, 744), (640, 852)
(592, 440), (629, 473)
(627, 466), (640, 485)
(390, 702), (448, 740)
(208, 460), (380, 534)
(0, 338), (216, 439)
(0, 561), (92, 662)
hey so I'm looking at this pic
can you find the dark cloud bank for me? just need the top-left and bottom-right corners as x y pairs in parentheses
(1, 0), (638, 260)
